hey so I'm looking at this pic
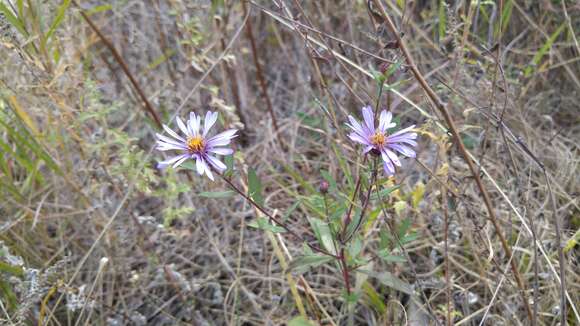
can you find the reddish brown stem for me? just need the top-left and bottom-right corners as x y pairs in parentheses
(340, 248), (351, 295)
(242, 2), (281, 141)
(76, 4), (162, 129)
(341, 156), (369, 240)
(370, 0), (533, 321)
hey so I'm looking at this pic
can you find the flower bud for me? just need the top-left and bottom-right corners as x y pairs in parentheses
(319, 180), (329, 194)
(379, 62), (391, 75)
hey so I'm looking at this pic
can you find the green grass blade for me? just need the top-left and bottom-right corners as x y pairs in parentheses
(42, 0), (72, 51)
(525, 22), (566, 76)
(0, 2), (26, 36)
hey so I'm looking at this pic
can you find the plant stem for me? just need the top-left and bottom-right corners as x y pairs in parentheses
(343, 159), (378, 243)
(341, 155), (370, 240)
(242, 1), (281, 142)
(369, 0), (533, 320)
(75, 2), (162, 129)
(217, 172), (338, 258)
(339, 248), (351, 295)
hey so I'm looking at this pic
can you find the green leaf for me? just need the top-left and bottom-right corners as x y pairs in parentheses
(224, 154), (234, 177)
(370, 185), (400, 201)
(288, 316), (314, 326)
(384, 59), (403, 78)
(361, 270), (414, 295)
(342, 290), (360, 304)
(308, 218), (336, 254)
(198, 191), (235, 198)
(400, 232), (419, 245)
(363, 207), (382, 234)
(460, 133), (477, 150)
(287, 254), (335, 274)
(438, 0), (446, 41)
(0, 3), (26, 36)
(0, 112), (61, 175)
(248, 168), (264, 206)
(309, 217), (337, 255)
(0, 278), (17, 311)
(44, 0), (72, 49)
(0, 261), (24, 277)
(377, 249), (407, 263)
(348, 236), (363, 258)
(362, 282), (386, 314)
(396, 217), (418, 245)
(524, 22), (566, 76)
(86, 4), (113, 16)
(247, 217), (286, 233)
(344, 208), (362, 239)
(379, 230), (391, 249)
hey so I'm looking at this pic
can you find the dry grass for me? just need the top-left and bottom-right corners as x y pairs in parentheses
(0, 1), (578, 325)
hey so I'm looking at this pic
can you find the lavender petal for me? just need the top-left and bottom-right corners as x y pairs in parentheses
(389, 125), (416, 138)
(362, 105), (375, 132)
(205, 155), (227, 172)
(348, 132), (371, 146)
(208, 147), (234, 155)
(389, 144), (416, 158)
(383, 161), (395, 176)
(162, 125), (185, 142)
(158, 154), (188, 169)
(176, 117), (190, 137)
(203, 111), (218, 136)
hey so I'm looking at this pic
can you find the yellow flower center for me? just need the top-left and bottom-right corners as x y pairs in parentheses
(370, 132), (386, 147)
(187, 136), (204, 153)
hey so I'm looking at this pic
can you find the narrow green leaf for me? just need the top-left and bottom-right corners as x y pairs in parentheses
(16, 0), (23, 18)
(0, 3), (26, 36)
(0, 261), (24, 277)
(438, 0), (446, 41)
(0, 115), (61, 174)
(362, 282), (387, 314)
(198, 191), (235, 198)
(308, 217), (337, 255)
(248, 168), (264, 206)
(496, 0), (513, 37)
(86, 4), (113, 16)
(44, 0), (72, 47)
(287, 254), (334, 274)
(378, 249), (407, 263)
(370, 185), (400, 201)
(247, 217), (286, 233)
(288, 316), (314, 326)
(361, 270), (414, 295)
(398, 217), (412, 238)
(343, 290), (360, 304)
(348, 236), (363, 258)
(0, 278), (17, 311)
(524, 22), (566, 76)
(224, 154), (234, 177)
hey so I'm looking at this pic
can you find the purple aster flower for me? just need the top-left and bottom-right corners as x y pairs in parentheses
(156, 111), (237, 181)
(346, 105), (417, 176)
